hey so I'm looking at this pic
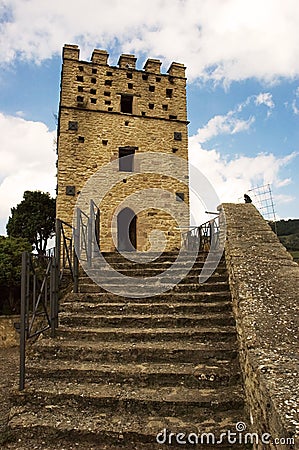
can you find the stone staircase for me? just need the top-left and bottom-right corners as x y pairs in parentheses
(8, 252), (250, 449)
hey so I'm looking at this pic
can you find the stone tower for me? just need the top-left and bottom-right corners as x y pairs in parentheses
(56, 44), (189, 252)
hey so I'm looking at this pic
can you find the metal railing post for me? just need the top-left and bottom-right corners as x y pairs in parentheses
(19, 252), (27, 391)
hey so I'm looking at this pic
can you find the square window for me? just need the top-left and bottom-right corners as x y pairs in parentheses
(90, 88), (96, 94)
(120, 94), (133, 114)
(105, 79), (112, 86)
(66, 185), (76, 196)
(106, 71), (113, 76)
(149, 85), (155, 92)
(92, 68), (97, 74)
(102, 139), (108, 145)
(91, 98), (97, 103)
(76, 75), (83, 82)
(174, 131), (182, 141)
(78, 136), (85, 143)
(172, 148), (178, 153)
(105, 100), (111, 105)
(156, 77), (161, 82)
(176, 192), (184, 202)
(169, 114), (177, 120)
(91, 78), (96, 84)
(128, 83), (133, 89)
(162, 104), (168, 111)
(77, 96), (84, 102)
(142, 74), (148, 80)
(125, 121), (129, 126)
(148, 103), (154, 110)
(68, 121), (78, 131)
(119, 147), (135, 172)
(141, 111), (146, 116)
(127, 73), (133, 79)
(166, 88), (173, 98)
(78, 66), (84, 72)
(78, 86), (83, 92)
(108, 107), (113, 111)
(104, 91), (111, 96)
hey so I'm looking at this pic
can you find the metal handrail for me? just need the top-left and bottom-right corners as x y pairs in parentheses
(182, 216), (220, 252)
(19, 218), (79, 390)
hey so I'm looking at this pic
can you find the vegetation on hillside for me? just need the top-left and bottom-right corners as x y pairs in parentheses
(270, 219), (299, 262)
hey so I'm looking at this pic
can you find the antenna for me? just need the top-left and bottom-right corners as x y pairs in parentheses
(240, 184), (278, 234)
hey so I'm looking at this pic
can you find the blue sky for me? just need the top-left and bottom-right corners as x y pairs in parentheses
(0, 0), (298, 234)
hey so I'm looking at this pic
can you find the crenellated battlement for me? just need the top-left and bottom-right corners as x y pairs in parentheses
(62, 44), (186, 78)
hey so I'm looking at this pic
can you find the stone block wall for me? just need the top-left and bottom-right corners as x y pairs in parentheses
(57, 45), (189, 251)
(220, 203), (298, 449)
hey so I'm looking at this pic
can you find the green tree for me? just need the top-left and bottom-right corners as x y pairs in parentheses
(0, 236), (32, 313)
(6, 191), (56, 255)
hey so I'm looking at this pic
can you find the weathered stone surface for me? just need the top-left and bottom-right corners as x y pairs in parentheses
(0, 316), (19, 348)
(221, 203), (299, 450)
(6, 252), (249, 449)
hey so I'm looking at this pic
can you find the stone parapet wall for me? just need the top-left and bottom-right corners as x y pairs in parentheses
(220, 203), (298, 450)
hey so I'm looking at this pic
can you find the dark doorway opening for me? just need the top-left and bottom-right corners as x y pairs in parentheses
(117, 207), (137, 251)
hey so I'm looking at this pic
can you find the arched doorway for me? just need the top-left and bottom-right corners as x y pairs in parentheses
(117, 207), (137, 251)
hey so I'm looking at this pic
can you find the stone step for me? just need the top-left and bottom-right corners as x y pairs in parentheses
(60, 300), (233, 315)
(9, 405), (248, 449)
(77, 273), (229, 285)
(31, 339), (238, 364)
(64, 291), (232, 303)
(27, 360), (241, 387)
(78, 281), (230, 294)
(82, 266), (228, 277)
(14, 381), (245, 416)
(55, 325), (237, 343)
(59, 312), (235, 328)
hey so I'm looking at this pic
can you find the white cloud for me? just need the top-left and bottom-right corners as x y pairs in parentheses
(292, 99), (299, 115)
(254, 93), (275, 109)
(1, 0), (299, 83)
(189, 138), (297, 224)
(192, 111), (255, 144)
(0, 113), (56, 234)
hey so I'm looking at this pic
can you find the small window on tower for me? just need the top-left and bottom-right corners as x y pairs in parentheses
(149, 85), (155, 92)
(174, 132), (182, 141)
(119, 147), (135, 172)
(68, 121), (78, 131)
(76, 76), (84, 82)
(120, 95), (133, 114)
(78, 86), (83, 92)
(176, 192), (185, 202)
(105, 79), (112, 86)
(90, 88), (96, 94)
(92, 68), (97, 74)
(166, 88), (173, 98)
